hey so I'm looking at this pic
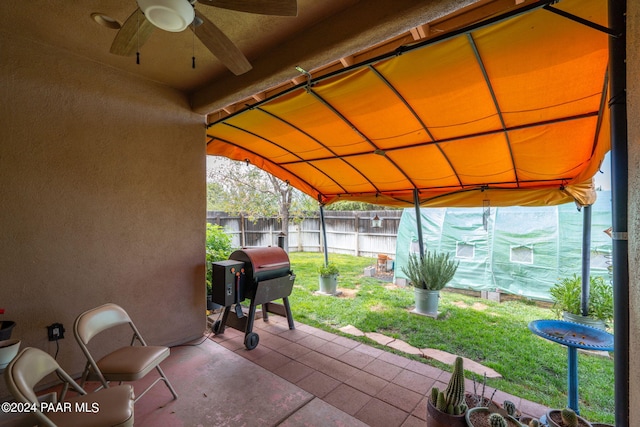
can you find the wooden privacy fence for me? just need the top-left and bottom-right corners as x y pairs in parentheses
(206, 210), (402, 259)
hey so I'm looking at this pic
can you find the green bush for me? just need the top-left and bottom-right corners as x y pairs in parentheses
(549, 274), (613, 322)
(318, 262), (340, 277)
(589, 276), (614, 323)
(205, 223), (233, 293)
(206, 223), (233, 263)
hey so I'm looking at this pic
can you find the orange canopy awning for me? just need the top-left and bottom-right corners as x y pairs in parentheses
(207, 0), (610, 207)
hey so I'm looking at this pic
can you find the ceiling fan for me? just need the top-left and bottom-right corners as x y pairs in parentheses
(110, 0), (298, 75)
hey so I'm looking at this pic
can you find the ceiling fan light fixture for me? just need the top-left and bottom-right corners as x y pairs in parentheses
(91, 13), (121, 30)
(137, 0), (195, 32)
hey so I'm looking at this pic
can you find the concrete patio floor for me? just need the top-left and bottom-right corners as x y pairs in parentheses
(132, 311), (549, 426)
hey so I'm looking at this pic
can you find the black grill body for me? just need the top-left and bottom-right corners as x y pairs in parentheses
(211, 260), (244, 307)
(211, 247), (295, 350)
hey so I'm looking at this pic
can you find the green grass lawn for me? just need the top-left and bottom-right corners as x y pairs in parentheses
(286, 252), (615, 424)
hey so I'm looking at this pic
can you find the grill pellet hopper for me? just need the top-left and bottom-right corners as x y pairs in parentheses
(210, 246), (295, 350)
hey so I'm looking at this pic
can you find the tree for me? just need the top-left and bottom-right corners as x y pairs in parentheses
(207, 157), (317, 248)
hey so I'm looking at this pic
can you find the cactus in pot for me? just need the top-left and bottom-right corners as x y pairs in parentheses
(426, 356), (467, 427)
(432, 356), (467, 415)
(545, 407), (593, 427)
(561, 408), (579, 427)
(503, 400), (516, 418)
(489, 413), (508, 427)
(466, 403), (522, 427)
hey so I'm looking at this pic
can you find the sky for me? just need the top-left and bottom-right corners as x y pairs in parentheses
(595, 152), (612, 191)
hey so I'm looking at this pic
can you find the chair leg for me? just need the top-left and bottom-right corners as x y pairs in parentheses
(156, 365), (178, 400)
(80, 363), (109, 393)
(79, 364), (90, 388)
(133, 365), (177, 402)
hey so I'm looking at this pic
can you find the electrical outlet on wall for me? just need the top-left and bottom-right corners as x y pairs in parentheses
(47, 323), (65, 341)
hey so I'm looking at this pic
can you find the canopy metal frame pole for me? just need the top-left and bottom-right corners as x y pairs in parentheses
(581, 205), (592, 317)
(319, 204), (329, 267)
(609, 0), (629, 425)
(413, 189), (425, 258)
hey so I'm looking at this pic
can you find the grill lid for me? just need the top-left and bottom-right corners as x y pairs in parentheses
(229, 247), (291, 283)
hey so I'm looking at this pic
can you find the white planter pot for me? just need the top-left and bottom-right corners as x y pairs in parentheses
(562, 311), (607, 330)
(319, 274), (338, 295)
(0, 339), (21, 370)
(414, 288), (440, 316)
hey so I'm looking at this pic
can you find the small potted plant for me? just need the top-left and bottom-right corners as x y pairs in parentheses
(318, 262), (339, 295)
(549, 274), (613, 329)
(401, 250), (458, 316)
(467, 374), (499, 411)
(465, 408), (522, 427)
(546, 407), (593, 427)
(427, 356), (468, 427)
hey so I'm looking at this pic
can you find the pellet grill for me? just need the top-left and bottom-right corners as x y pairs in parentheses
(210, 246), (295, 350)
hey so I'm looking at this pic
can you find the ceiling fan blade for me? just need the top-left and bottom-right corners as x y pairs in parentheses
(110, 8), (155, 56)
(198, 0), (297, 16)
(192, 10), (252, 75)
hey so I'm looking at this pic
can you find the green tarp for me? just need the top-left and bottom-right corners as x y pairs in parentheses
(395, 191), (612, 301)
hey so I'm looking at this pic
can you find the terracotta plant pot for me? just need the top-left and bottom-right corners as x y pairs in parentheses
(426, 398), (467, 427)
(546, 409), (593, 427)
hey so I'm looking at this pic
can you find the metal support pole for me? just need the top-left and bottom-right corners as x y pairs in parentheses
(581, 205), (592, 317)
(319, 204), (329, 267)
(355, 215), (360, 257)
(567, 347), (579, 413)
(413, 189), (425, 258)
(240, 214), (246, 247)
(609, 0), (629, 425)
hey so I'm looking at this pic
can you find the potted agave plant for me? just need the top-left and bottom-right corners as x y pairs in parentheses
(427, 356), (467, 427)
(402, 250), (458, 316)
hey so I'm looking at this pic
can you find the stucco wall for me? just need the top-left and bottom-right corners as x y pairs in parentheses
(628, 0), (639, 423)
(0, 34), (205, 397)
